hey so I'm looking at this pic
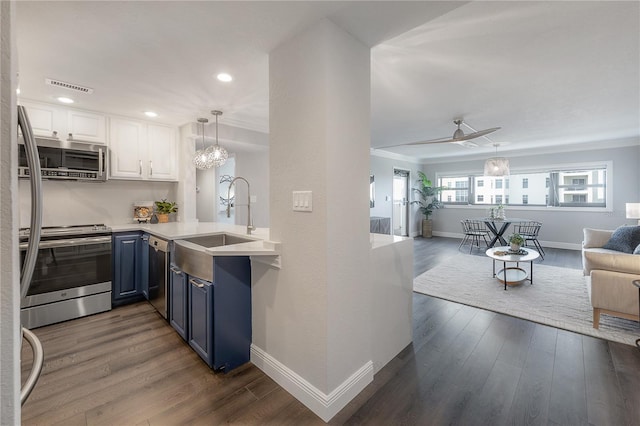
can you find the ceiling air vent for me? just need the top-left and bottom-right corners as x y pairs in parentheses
(45, 78), (94, 94)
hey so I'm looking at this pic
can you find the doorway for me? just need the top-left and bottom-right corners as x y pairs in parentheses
(392, 169), (410, 236)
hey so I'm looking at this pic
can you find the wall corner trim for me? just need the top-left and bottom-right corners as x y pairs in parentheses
(250, 344), (374, 422)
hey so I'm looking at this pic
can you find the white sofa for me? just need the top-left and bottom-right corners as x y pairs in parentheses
(582, 228), (640, 328)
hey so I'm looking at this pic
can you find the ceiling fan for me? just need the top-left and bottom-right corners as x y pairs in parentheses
(380, 119), (501, 148)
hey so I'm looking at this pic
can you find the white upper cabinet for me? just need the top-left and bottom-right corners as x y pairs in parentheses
(67, 110), (106, 143)
(109, 118), (147, 179)
(147, 124), (177, 181)
(20, 100), (106, 144)
(109, 118), (177, 182)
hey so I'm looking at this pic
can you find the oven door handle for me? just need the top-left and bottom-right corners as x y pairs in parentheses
(19, 236), (112, 250)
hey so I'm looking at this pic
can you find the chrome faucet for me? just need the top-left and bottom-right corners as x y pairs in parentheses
(227, 176), (256, 235)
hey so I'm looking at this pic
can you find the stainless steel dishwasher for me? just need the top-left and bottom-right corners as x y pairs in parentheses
(148, 235), (169, 319)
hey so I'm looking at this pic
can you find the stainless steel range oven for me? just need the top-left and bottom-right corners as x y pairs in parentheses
(19, 224), (113, 329)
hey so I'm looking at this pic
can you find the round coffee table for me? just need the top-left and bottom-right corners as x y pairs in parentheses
(485, 246), (540, 290)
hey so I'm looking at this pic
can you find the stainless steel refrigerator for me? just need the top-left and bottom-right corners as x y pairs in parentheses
(17, 105), (44, 405)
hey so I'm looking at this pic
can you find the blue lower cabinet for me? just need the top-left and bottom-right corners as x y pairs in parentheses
(185, 256), (251, 372)
(112, 232), (146, 306)
(188, 277), (214, 367)
(169, 264), (189, 340)
(212, 256), (251, 372)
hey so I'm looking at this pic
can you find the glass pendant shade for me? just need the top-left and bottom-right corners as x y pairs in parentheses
(484, 157), (510, 176)
(484, 143), (509, 176)
(193, 118), (214, 169)
(206, 144), (228, 168)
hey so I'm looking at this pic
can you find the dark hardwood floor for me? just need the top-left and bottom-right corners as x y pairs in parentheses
(21, 237), (640, 425)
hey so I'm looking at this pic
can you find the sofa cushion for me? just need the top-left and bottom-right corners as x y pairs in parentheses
(583, 228), (613, 249)
(583, 248), (640, 275)
(602, 225), (640, 254)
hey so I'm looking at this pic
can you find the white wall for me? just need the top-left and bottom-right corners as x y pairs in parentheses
(0, 1), (20, 421)
(252, 18), (372, 421)
(18, 179), (177, 227)
(235, 150), (269, 228)
(424, 143), (640, 246)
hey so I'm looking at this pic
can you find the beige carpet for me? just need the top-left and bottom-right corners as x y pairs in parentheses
(413, 254), (639, 346)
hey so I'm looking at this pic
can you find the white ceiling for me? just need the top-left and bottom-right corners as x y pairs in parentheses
(15, 1), (640, 160)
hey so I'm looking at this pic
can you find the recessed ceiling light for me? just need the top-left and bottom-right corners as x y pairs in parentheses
(16, 88), (21, 95)
(217, 73), (233, 82)
(57, 97), (74, 104)
(144, 111), (158, 118)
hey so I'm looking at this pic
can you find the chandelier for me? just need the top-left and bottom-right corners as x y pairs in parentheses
(193, 117), (213, 169)
(484, 143), (510, 176)
(204, 110), (228, 168)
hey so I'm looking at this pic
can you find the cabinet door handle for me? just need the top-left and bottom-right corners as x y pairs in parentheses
(170, 266), (182, 275)
(189, 278), (205, 288)
(98, 148), (104, 176)
(149, 160), (153, 176)
(139, 160), (142, 175)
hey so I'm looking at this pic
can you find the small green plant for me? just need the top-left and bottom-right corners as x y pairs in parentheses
(155, 199), (178, 214)
(509, 233), (525, 245)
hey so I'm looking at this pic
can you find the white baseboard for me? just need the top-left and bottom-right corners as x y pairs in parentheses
(250, 344), (374, 422)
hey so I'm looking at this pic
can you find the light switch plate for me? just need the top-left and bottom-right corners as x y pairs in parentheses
(292, 191), (312, 212)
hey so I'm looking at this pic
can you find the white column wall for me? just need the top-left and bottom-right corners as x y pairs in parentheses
(323, 23), (372, 391)
(0, 0), (20, 422)
(253, 17), (371, 415)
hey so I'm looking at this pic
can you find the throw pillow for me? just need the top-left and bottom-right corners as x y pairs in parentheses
(602, 225), (640, 254)
(634, 243), (640, 255)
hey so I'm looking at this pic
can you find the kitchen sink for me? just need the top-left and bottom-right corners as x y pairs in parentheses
(181, 233), (254, 248)
(174, 233), (255, 282)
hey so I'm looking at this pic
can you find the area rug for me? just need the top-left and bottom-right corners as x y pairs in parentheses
(413, 254), (639, 346)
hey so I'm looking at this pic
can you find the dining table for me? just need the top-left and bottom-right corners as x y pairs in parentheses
(470, 217), (533, 248)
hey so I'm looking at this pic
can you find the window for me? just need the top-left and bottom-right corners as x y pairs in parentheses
(440, 177), (469, 204)
(437, 163), (608, 209)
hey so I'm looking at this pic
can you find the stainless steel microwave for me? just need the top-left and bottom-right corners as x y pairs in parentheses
(18, 136), (107, 182)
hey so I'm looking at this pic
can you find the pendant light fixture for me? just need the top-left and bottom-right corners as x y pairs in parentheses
(193, 117), (214, 169)
(204, 110), (228, 168)
(484, 143), (510, 176)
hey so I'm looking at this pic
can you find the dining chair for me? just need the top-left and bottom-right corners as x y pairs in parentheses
(459, 219), (491, 253)
(514, 221), (545, 258)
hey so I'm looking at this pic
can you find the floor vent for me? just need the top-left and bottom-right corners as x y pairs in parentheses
(45, 78), (94, 94)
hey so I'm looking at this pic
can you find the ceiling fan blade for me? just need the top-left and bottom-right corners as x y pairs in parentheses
(375, 123), (501, 149)
(376, 136), (453, 148)
(454, 127), (501, 141)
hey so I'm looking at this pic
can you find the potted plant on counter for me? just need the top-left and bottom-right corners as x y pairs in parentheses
(509, 233), (525, 252)
(154, 199), (178, 223)
(411, 171), (446, 238)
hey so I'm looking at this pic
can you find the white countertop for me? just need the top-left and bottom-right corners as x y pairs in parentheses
(109, 221), (279, 257)
(370, 233), (412, 249)
(109, 221), (408, 257)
